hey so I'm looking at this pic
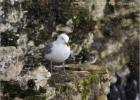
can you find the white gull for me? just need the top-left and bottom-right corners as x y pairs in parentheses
(43, 33), (70, 72)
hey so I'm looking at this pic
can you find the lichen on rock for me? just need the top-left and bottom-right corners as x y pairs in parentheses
(0, 47), (23, 81)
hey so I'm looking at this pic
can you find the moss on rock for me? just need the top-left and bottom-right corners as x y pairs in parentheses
(53, 74), (100, 100)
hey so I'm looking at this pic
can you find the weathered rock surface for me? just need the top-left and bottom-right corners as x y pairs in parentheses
(48, 64), (111, 100)
(0, 47), (55, 100)
(0, 65), (55, 100)
(16, 66), (51, 90)
(0, 47), (23, 81)
(0, 63), (111, 100)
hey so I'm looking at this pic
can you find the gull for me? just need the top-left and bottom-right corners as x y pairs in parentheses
(43, 33), (70, 73)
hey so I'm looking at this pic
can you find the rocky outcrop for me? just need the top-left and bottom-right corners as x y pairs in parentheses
(48, 64), (111, 100)
(0, 47), (55, 100)
(0, 65), (55, 100)
(16, 66), (52, 90)
(0, 47), (23, 81)
(0, 63), (110, 100)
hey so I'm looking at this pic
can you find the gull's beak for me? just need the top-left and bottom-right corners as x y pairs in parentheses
(65, 42), (69, 46)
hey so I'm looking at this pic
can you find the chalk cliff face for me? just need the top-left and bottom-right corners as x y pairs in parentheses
(0, 0), (139, 100)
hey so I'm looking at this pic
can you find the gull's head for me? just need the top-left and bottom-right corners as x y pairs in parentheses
(56, 33), (69, 44)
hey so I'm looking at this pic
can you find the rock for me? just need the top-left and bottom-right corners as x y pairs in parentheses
(56, 24), (73, 33)
(52, 73), (100, 100)
(24, 43), (44, 67)
(48, 64), (111, 100)
(125, 78), (138, 100)
(0, 23), (13, 33)
(65, 64), (104, 74)
(97, 95), (107, 100)
(99, 70), (111, 95)
(71, 0), (106, 21)
(90, 0), (106, 21)
(0, 65), (55, 100)
(0, 47), (24, 81)
(14, 97), (23, 100)
(71, 33), (96, 64)
(17, 34), (28, 52)
(23, 86), (55, 100)
(16, 66), (51, 90)
(107, 83), (121, 100)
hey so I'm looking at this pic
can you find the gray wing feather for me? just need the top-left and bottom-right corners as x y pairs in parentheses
(43, 43), (53, 54)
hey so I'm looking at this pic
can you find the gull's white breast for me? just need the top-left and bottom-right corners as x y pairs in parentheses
(45, 42), (70, 62)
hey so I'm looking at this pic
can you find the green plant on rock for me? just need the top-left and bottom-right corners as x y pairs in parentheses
(79, 75), (98, 100)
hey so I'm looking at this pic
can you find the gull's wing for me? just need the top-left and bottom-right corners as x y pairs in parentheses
(42, 42), (53, 54)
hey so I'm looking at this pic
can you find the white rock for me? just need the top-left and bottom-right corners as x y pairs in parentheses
(0, 47), (24, 81)
(16, 66), (51, 90)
